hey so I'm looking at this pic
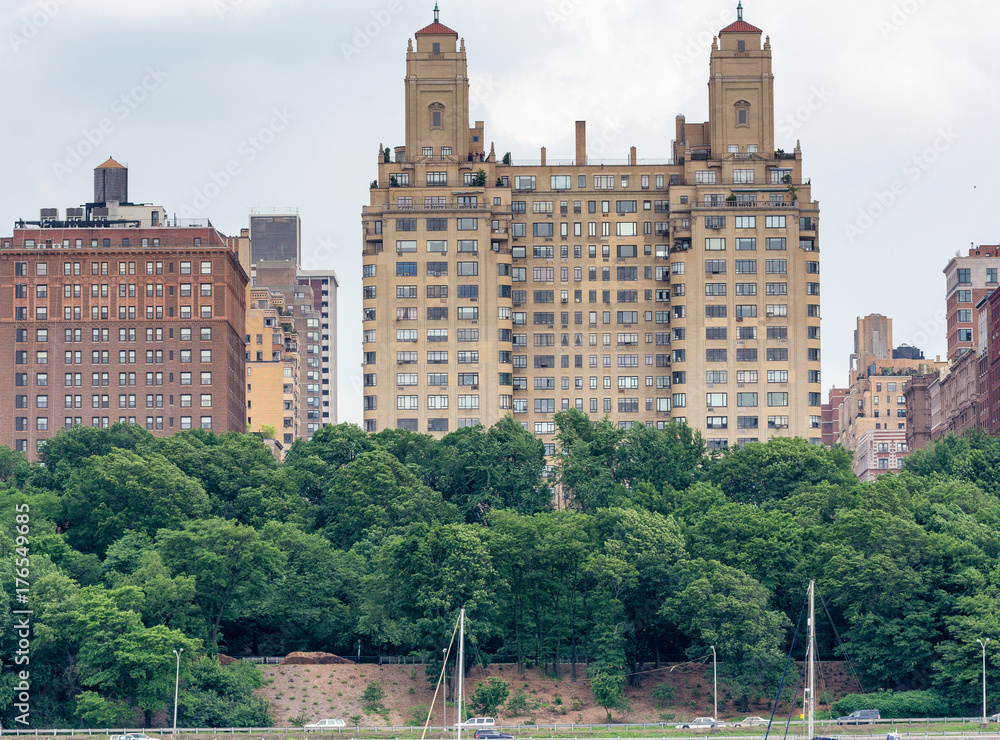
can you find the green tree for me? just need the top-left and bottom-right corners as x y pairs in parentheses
(469, 676), (509, 716)
(661, 559), (790, 695)
(63, 448), (210, 555)
(157, 518), (283, 651)
(706, 437), (855, 505)
(321, 447), (459, 547)
(34, 422), (154, 490)
(178, 657), (273, 727)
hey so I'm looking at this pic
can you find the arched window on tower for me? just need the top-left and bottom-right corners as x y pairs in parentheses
(735, 100), (751, 127)
(429, 102), (445, 130)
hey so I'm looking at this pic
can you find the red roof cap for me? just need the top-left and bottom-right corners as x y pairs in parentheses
(720, 19), (762, 33)
(415, 21), (457, 36)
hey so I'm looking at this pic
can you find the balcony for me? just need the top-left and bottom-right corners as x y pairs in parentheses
(385, 201), (489, 213)
(694, 199), (794, 209)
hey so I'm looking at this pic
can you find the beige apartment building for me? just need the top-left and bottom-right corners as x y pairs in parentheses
(361, 7), (822, 450)
(245, 286), (299, 455)
(836, 315), (946, 479)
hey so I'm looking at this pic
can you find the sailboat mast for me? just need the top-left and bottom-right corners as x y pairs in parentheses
(807, 580), (816, 740)
(458, 608), (465, 740)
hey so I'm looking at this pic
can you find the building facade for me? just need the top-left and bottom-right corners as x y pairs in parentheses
(944, 246), (1000, 360)
(253, 262), (339, 440)
(0, 220), (248, 459)
(249, 212), (301, 266)
(245, 286), (299, 455)
(361, 7), (822, 449)
(835, 315), (945, 479)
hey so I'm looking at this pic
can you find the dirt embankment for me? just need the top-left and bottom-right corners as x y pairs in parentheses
(258, 662), (859, 727)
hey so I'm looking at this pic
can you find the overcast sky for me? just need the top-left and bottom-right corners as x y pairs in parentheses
(3, 0), (998, 425)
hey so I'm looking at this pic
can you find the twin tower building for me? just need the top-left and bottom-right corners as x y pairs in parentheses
(361, 5), (822, 453)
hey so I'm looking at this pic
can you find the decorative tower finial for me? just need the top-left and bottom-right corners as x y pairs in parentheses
(434, 2), (440, 22)
(737, 1), (743, 20)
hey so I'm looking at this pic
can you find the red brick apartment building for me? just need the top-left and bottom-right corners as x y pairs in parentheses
(0, 225), (248, 459)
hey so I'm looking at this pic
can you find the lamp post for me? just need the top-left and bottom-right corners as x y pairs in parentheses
(443, 647), (448, 732)
(710, 645), (718, 721)
(978, 638), (990, 723)
(172, 648), (184, 735)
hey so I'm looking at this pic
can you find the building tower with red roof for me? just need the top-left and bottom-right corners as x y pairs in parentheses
(709, 1), (775, 156)
(404, 3), (484, 163)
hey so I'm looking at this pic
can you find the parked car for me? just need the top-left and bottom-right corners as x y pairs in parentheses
(988, 713), (1000, 722)
(675, 717), (726, 729)
(734, 717), (768, 728)
(305, 719), (347, 729)
(455, 718), (496, 730)
(836, 710), (880, 725)
(473, 731), (514, 740)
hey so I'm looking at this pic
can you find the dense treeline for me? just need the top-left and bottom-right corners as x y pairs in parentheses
(2, 416), (1000, 727)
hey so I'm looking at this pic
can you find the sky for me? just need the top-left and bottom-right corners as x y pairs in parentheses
(2, 0), (999, 425)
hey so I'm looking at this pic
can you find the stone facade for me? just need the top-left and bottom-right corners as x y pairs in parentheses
(361, 8), (822, 451)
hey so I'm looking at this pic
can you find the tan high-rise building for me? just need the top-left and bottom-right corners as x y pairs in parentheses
(836, 315), (946, 480)
(245, 286), (299, 454)
(361, 6), (822, 451)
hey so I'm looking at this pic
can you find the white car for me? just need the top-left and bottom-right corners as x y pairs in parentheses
(675, 717), (726, 729)
(305, 719), (347, 729)
(734, 717), (769, 728)
(454, 718), (496, 729)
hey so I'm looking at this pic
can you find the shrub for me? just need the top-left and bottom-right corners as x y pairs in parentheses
(469, 676), (510, 716)
(832, 690), (950, 719)
(362, 680), (387, 712)
(506, 689), (530, 716)
(408, 703), (431, 726)
(651, 684), (675, 709)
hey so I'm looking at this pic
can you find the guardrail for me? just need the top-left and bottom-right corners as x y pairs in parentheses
(4, 719), (999, 736)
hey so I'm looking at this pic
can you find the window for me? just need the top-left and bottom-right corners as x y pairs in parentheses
(957, 268), (972, 284)
(706, 393), (728, 408)
(705, 237), (725, 251)
(957, 290), (972, 303)
(766, 238), (786, 251)
(768, 392), (789, 407)
(515, 176), (536, 191)
(706, 349), (728, 362)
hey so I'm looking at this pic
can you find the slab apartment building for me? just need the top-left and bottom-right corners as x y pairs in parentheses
(361, 7), (822, 449)
(0, 160), (249, 459)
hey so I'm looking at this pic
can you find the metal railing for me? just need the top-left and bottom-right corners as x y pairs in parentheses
(6, 718), (1000, 736)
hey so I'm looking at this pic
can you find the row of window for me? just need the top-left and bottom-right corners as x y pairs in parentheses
(670, 348), (821, 363)
(395, 395), (482, 410)
(671, 392), (822, 407)
(514, 199), (670, 215)
(14, 282), (215, 300)
(395, 219), (480, 232)
(17, 327), (213, 343)
(12, 260), (213, 278)
(394, 261), (479, 277)
(363, 373), (480, 388)
(14, 371), (214, 388)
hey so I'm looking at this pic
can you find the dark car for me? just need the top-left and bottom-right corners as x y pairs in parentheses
(836, 709), (880, 725)
(473, 731), (514, 740)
